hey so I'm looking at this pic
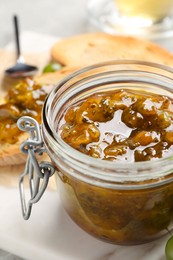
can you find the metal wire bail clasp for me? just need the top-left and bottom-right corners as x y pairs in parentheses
(17, 116), (55, 220)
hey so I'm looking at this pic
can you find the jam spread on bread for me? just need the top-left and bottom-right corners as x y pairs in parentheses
(0, 79), (52, 144)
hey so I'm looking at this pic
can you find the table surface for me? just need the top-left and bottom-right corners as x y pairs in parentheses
(1, 0), (173, 259)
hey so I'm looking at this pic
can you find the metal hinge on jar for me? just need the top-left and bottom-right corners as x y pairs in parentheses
(17, 116), (55, 220)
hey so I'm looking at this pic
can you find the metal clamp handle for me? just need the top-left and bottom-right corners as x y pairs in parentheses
(17, 116), (55, 220)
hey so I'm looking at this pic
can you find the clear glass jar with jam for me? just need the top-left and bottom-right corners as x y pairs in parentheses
(27, 61), (173, 245)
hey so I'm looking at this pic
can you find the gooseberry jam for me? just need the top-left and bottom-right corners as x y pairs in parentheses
(41, 61), (173, 245)
(0, 79), (53, 144)
(59, 89), (173, 162)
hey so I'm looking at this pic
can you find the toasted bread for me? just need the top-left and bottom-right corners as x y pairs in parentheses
(35, 65), (79, 85)
(51, 32), (173, 67)
(0, 66), (78, 167)
(0, 133), (28, 166)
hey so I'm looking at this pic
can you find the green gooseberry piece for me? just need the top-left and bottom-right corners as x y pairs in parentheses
(43, 62), (62, 73)
(165, 236), (173, 260)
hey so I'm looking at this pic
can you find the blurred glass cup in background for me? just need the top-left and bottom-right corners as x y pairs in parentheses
(87, 0), (173, 39)
(116, 0), (173, 26)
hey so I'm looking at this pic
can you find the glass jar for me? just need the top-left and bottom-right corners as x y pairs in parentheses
(41, 60), (173, 245)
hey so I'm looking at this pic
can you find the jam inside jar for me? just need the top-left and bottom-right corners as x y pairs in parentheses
(42, 61), (173, 245)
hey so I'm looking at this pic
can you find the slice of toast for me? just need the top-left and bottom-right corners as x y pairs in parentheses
(35, 66), (79, 85)
(51, 32), (173, 67)
(0, 132), (28, 166)
(0, 66), (78, 167)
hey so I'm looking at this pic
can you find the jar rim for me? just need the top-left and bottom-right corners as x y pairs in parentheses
(42, 60), (173, 187)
